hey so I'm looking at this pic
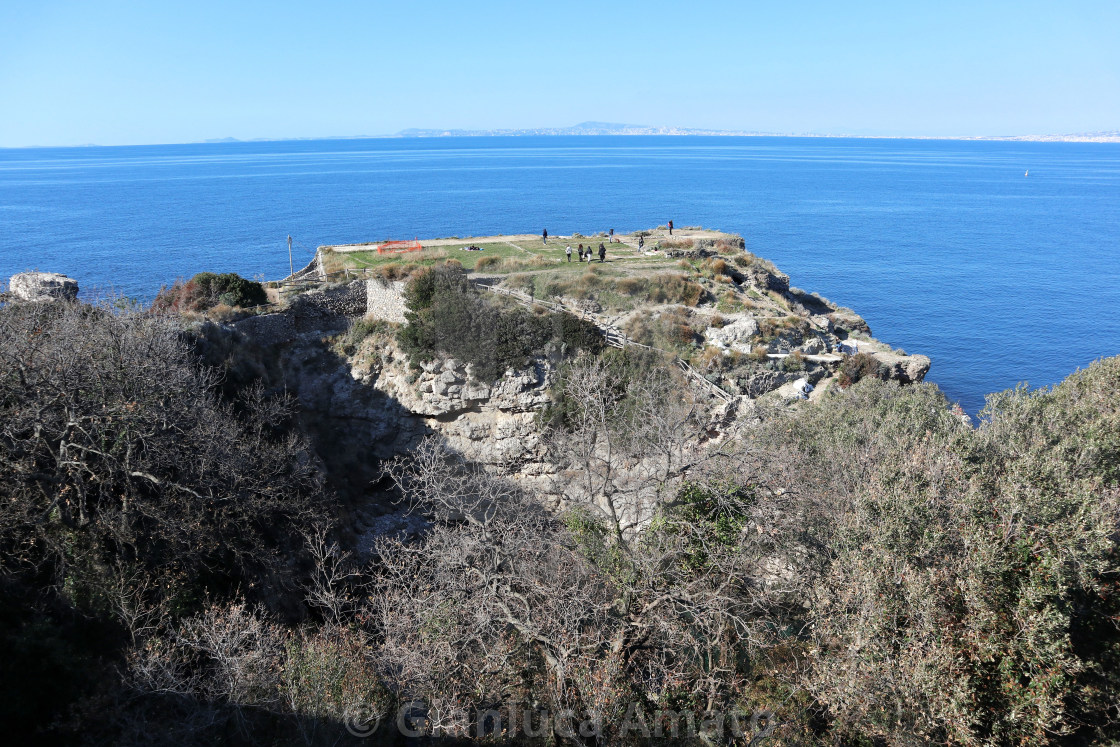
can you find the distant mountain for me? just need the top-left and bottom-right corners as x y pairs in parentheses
(190, 128), (1120, 146)
(396, 122), (758, 137)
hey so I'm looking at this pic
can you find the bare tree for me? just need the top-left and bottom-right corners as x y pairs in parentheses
(545, 353), (728, 540)
(374, 409), (807, 741)
(0, 299), (329, 625)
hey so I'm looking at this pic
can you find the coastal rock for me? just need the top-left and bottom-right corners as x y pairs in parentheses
(704, 317), (760, 351)
(744, 266), (790, 293)
(828, 310), (872, 336)
(9, 272), (78, 302)
(872, 352), (932, 384)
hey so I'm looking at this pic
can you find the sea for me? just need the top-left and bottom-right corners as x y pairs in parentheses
(2, 136), (1118, 416)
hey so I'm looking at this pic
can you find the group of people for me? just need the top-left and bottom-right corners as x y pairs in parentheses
(543, 220), (675, 262)
(566, 243), (606, 263)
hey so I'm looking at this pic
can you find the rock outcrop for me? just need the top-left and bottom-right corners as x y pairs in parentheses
(9, 272), (78, 302)
(703, 317), (760, 353)
(871, 351), (932, 384)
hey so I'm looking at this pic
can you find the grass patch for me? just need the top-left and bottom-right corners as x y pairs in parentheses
(757, 315), (810, 341)
(623, 307), (704, 357)
(618, 273), (705, 306)
(333, 318), (392, 357)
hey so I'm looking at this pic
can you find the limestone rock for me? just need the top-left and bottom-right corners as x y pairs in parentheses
(871, 352), (932, 384)
(744, 266), (789, 293)
(799, 338), (824, 355)
(703, 317), (759, 352)
(9, 272), (78, 302)
(828, 309), (872, 336)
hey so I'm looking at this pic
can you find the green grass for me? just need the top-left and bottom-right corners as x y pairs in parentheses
(323, 236), (686, 276)
(322, 242), (530, 273)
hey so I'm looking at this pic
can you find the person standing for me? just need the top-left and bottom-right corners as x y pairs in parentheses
(566, 245), (572, 262)
(578, 244), (584, 261)
(609, 228), (614, 243)
(542, 228), (548, 244)
(598, 243), (606, 263)
(668, 220), (674, 235)
(638, 235), (645, 250)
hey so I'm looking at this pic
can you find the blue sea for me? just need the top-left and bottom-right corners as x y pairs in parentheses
(2, 136), (1118, 416)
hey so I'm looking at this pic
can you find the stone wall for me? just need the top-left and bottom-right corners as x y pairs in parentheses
(365, 278), (408, 323)
(290, 280), (367, 318)
(231, 313), (298, 346)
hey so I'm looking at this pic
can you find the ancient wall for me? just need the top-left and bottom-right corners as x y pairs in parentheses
(364, 278), (408, 323)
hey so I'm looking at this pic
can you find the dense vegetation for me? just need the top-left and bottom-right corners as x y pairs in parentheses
(397, 262), (603, 381)
(2, 290), (1119, 745)
(152, 271), (268, 313)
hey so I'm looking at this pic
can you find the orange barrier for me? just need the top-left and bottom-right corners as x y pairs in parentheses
(376, 239), (423, 254)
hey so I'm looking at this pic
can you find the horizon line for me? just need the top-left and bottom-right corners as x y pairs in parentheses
(4, 129), (1120, 150)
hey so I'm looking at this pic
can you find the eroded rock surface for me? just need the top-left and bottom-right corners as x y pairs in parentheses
(9, 272), (78, 302)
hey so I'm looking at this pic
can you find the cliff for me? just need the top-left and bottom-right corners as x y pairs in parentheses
(182, 228), (931, 543)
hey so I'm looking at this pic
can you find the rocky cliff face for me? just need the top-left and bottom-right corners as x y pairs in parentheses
(191, 310), (564, 515)
(347, 339), (561, 502)
(179, 245), (935, 536)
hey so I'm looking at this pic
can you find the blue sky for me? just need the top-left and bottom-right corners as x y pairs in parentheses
(1, 0), (1118, 146)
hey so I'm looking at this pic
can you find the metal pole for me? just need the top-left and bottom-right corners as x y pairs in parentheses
(287, 235), (294, 277)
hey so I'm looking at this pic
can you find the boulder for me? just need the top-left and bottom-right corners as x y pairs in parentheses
(828, 309), (872, 336)
(703, 317), (759, 351)
(871, 352), (932, 384)
(744, 266), (789, 293)
(9, 272), (78, 302)
(799, 338), (824, 355)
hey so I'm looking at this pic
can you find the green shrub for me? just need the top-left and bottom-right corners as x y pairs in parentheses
(615, 273), (704, 306)
(838, 351), (885, 388)
(152, 272), (267, 313)
(781, 350), (805, 372)
(540, 346), (671, 429)
(335, 318), (389, 357)
(761, 369), (1120, 745)
(398, 264), (602, 381)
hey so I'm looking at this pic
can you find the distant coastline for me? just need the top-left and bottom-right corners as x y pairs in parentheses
(6, 124), (1120, 149)
(383, 122), (1120, 143)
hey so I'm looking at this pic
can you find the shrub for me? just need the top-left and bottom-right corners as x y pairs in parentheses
(152, 272), (267, 313)
(646, 273), (704, 306)
(692, 344), (727, 372)
(335, 318), (389, 357)
(622, 308), (701, 356)
(758, 315), (804, 340)
(540, 346), (674, 429)
(837, 352), (886, 388)
(700, 257), (729, 278)
(398, 264), (602, 381)
(475, 255), (502, 270)
(781, 350), (805, 372)
(0, 300), (331, 733)
(757, 368), (1120, 744)
(375, 262), (421, 281)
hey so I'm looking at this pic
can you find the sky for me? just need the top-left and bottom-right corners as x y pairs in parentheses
(1, 0), (1118, 147)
